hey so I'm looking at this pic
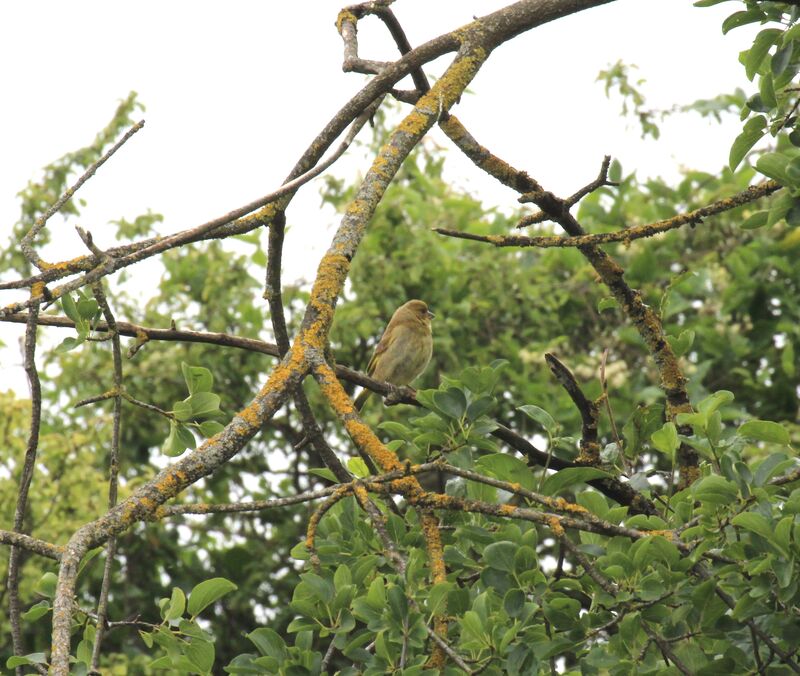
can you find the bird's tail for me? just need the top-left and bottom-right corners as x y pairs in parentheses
(354, 389), (371, 411)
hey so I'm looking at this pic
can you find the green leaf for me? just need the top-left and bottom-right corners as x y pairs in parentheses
(61, 293), (81, 323)
(188, 577), (237, 617)
(504, 589), (526, 618)
(377, 421), (413, 441)
(7, 653), (47, 668)
(77, 630), (93, 666)
(180, 619), (211, 641)
(759, 72), (776, 109)
(139, 630), (154, 648)
(475, 453), (535, 490)
(788, 200), (800, 226)
(76, 296), (99, 320)
(225, 654), (268, 673)
(35, 572), (58, 598)
(21, 600), (50, 622)
(172, 399), (193, 422)
(772, 43), (793, 76)
(148, 656), (175, 669)
(176, 424), (196, 452)
(693, 475), (738, 505)
(289, 542), (309, 561)
(514, 545), (537, 573)
(608, 158), (622, 181)
(300, 572), (334, 604)
(307, 467), (337, 483)
(482, 541), (517, 572)
(767, 191), (794, 226)
(722, 9), (764, 34)
(666, 330), (695, 357)
(676, 411), (707, 429)
(732, 513), (781, 545)
(55, 334), (87, 353)
(753, 453), (792, 486)
(186, 392), (221, 418)
(739, 210), (768, 230)
(247, 628), (287, 662)
(466, 394), (495, 421)
(427, 581), (452, 617)
(518, 404), (558, 435)
(460, 610), (486, 645)
(199, 420), (225, 437)
(598, 296), (620, 312)
(186, 637), (215, 673)
(432, 387), (467, 419)
(365, 576), (386, 609)
(162, 421), (188, 456)
(729, 115), (766, 170)
(757, 152), (791, 185)
(347, 456), (370, 477)
(788, 156), (800, 185)
(782, 340), (795, 377)
(541, 467), (610, 496)
(697, 390), (734, 417)
(738, 420), (790, 445)
(181, 362), (214, 394)
(164, 587), (186, 621)
(651, 422), (679, 457)
(334, 564), (352, 591)
(783, 22), (800, 44)
(745, 29), (782, 81)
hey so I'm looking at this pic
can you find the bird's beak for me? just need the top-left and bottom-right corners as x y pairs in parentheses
(427, 310), (435, 320)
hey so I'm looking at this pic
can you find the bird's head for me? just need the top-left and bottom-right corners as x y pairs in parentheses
(399, 299), (435, 326)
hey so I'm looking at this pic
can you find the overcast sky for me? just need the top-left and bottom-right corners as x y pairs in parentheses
(1, 1), (757, 388)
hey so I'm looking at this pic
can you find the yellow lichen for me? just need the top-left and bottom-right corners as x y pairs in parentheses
(499, 503), (516, 516)
(646, 529), (675, 539)
(336, 9), (357, 35)
(552, 497), (589, 515)
(548, 516), (565, 537)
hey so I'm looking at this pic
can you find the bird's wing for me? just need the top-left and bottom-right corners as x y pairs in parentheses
(366, 326), (397, 376)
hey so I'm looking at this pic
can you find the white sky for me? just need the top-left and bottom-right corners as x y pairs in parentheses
(0, 0), (757, 389)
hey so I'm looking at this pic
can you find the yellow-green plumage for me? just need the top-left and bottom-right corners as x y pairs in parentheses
(354, 299), (434, 410)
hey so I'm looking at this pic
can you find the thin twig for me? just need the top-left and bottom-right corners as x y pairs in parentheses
(545, 353), (600, 464)
(7, 302), (43, 673)
(320, 637), (338, 673)
(20, 120), (145, 269)
(88, 283), (123, 674)
(554, 528), (618, 595)
(517, 155), (618, 227)
(599, 348), (626, 470)
(641, 622), (693, 675)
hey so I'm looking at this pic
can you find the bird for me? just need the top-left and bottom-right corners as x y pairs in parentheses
(354, 299), (434, 410)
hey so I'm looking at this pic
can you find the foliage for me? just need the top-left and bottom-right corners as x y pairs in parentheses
(3, 2), (800, 674)
(703, 0), (800, 227)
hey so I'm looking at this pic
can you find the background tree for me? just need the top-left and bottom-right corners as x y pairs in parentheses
(1, 1), (800, 674)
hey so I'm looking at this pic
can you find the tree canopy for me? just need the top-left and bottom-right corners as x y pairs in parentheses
(2, 1), (800, 674)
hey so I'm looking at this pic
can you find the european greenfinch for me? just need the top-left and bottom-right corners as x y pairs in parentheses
(354, 299), (434, 410)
